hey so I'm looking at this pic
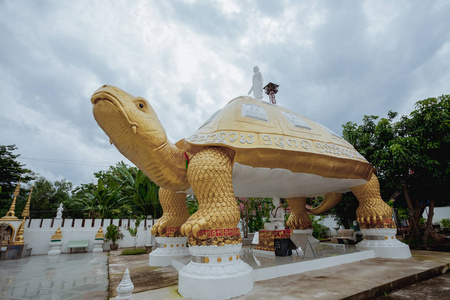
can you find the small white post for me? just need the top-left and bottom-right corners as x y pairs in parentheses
(116, 268), (134, 299)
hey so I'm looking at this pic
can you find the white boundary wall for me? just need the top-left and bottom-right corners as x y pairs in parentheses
(422, 206), (450, 224)
(21, 215), (343, 255)
(320, 214), (340, 236)
(23, 218), (155, 255)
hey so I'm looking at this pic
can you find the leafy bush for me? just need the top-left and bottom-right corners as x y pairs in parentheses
(310, 215), (329, 239)
(121, 248), (147, 255)
(441, 218), (450, 227)
(104, 224), (124, 245)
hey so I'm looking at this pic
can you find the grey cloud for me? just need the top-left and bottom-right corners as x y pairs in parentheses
(1, 0), (450, 186)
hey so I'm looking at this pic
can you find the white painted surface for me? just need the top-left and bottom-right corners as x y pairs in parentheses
(231, 163), (367, 198)
(93, 239), (104, 253)
(23, 218), (154, 255)
(178, 244), (254, 300)
(253, 250), (376, 281)
(183, 163), (367, 197)
(148, 236), (190, 267)
(423, 206), (450, 224)
(116, 268), (134, 300)
(47, 241), (62, 255)
(356, 228), (411, 259)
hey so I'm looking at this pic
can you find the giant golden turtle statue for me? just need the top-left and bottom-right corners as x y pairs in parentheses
(91, 85), (394, 246)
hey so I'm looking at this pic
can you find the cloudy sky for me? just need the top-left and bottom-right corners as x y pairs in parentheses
(1, 0), (449, 187)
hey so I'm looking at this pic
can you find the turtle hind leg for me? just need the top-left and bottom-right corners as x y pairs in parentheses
(351, 173), (395, 229)
(151, 188), (189, 236)
(181, 147), (240, 241)
(286, 197), (312, 229)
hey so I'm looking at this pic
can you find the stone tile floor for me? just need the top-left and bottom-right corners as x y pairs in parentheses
(0, 253), (108, 300)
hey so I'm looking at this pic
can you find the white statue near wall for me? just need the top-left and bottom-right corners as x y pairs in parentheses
(56, 203), (64, 219)
(248, 66), (263, 100)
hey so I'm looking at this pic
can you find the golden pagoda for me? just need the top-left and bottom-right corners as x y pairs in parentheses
(12, 217), (26, 245)
(1, 176), (21, 221)
(21, 185), (33, 218)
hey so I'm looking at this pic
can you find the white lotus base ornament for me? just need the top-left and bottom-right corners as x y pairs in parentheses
(148, 236), (190, 267)
(356, 228), (411, 259)
(178, 244), (253, 300)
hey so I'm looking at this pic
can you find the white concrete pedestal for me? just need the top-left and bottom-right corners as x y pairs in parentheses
(93, 239), (104, 253)
(356, 228), (411, 259)
(48, 241), (62, 255)
(291, 229), (319, 256)
(148, 236), (189, 267)
(263, 218), (285, 231)
(178, 243), (253, 300)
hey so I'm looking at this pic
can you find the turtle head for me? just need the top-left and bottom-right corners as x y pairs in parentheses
(91, 85), (189, 191)
(91, 85), (167, 156)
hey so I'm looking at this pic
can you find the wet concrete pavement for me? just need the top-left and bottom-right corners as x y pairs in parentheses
(1, 248), (448, 299)
(0, 253), (108, 300)
(377, 272), (450, 300)
(123, 249), (449, 299)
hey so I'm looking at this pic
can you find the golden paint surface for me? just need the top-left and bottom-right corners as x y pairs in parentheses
(151, 188), (189, 236)
(95, 226), (104, 239)
(351, 174), (396, 229)
(181, 148), (241, 238)
(184, 96), (374, 180)
(51, 227), (62, 240)
(286, 197), (312, 230)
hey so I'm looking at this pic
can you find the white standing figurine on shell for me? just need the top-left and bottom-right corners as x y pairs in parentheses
(248, 66), (264, 100)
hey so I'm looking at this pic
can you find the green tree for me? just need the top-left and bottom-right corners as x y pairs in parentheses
(310, 215), (329, 239)
(27, 177), (74, 218)
(186, 195), (199, 215)
(237, 197), (274, 238)
(0, 144), (35, 216)
(73, 162), (162, 219)
(109, 162), (161, 218)
(73, 179), (128, 218)
(342, 94), (450, 242)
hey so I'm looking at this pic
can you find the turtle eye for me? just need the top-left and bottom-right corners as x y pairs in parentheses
(136, 102), (145, 110)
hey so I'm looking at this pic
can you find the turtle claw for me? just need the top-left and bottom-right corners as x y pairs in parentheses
(286, 213), (312, 230)
(192, 224), (200, 237)
(150, 216), (170, 236)
(182, 223), (192, 236)
(151, 227), (157, 235)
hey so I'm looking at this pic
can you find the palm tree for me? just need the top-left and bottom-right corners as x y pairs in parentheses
(113, 162), (161, 218)
(73, 179), (127, 218)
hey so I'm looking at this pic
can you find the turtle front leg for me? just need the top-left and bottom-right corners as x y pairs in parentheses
(151, 188), (189, 237)
(351, 173), (395, 229)
(286, 197), (312, 229)
(181, 147), (241, 245)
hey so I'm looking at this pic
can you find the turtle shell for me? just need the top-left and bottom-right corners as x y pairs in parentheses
(183, 96), (373, 181)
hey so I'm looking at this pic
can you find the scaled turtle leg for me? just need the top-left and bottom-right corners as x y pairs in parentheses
(286, 197), (312, 229)
(351, 173), (395, 229)
(151, 188), (189, 237)
(181, 147), (241, 245)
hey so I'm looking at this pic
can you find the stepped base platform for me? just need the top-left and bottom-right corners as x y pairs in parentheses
(172, 244), (373, 283)
(127, 247), (450, 299)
